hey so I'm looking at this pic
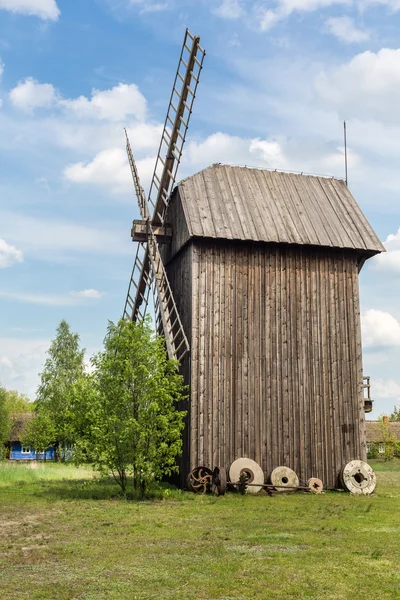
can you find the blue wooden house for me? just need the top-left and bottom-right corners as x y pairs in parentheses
(9, 413), (55, 461)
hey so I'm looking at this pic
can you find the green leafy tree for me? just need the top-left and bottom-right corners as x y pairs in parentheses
(376, 418), (398, 461)
(21, 414), (56, 461)
(0, 386), (11, 457)
(36, 320), (85, 460)
(4, 390), (33, 415)
(72, 319), (186, 496)
(389, 406), (400, 421)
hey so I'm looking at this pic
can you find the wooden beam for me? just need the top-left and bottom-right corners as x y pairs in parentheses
(131, 220), (172, 244)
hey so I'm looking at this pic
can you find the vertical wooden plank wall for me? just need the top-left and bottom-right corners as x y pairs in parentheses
(165, 245), (193, 482)
(188, 240), (366, 489)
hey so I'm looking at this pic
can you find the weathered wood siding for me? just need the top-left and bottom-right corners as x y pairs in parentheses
(165, 244), (193, 480)
(176, 239), (366, 490)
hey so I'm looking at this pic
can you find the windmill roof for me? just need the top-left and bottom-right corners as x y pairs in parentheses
(173, 164), (384, 255)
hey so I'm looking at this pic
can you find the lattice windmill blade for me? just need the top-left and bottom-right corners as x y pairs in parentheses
(123, 130), (152, 321)
(123, 132), (189, 361)
(148, 29), (206, 225)
(124, 29), (205, 325)
(147, 229), (190, 362)
(123, 241), (152, 322)
(125, 128), (150, 220)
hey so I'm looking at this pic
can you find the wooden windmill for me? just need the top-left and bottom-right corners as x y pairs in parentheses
(123, 30), (385, 491)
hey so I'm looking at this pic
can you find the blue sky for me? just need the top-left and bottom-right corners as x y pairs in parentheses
(1, 0), (400, 419)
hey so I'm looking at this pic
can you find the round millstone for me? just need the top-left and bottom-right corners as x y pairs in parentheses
(307, 477), (324, 494)
(341, 460), (376, 495)
(229, 458), (264, 494)
(270, 466), (299, 491)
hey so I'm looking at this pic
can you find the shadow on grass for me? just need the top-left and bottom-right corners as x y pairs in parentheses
(32, 476), (187, 503)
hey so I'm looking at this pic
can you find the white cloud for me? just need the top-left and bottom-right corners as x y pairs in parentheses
(361, 309), (400, 348)
(0, 356), (13, 370)
(0, 337), (100, 398)
(62, 132), (289, 195)
(11, 118), (162, 158)
(69, 289), (104, 299)
(277, 0), (350, 8)
(9, 77), (57, 113)
(254, 0), (400, 30)
(0, 0), (60, 20)
(0, 238), (23, 268)
(10, 80), (147, 121)
(257, 9), (282, 30)
(60, 83), (147, 122)
(0, 337), (50, 398)
(63, 130), (359, 196)
(326, 16), (370, 43)
(315, 48), (400, 123)
(0, 211), (131, 261)
(0, 289), (104, 306)
(183, 131), (360, 180)
(373, 379), (400, 401)
(64, 148), (131, 192)
(185, 132), (288, 171)
(371, 228), (400, 273)
(361, 0), (400, 11)
(0, 291), (79, 306)
(214, 0), (244, 19)
(256, 0), (351, 31)
(64, 147), (157, 194)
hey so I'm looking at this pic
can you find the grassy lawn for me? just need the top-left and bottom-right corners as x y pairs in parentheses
(0, 460), (399, 600)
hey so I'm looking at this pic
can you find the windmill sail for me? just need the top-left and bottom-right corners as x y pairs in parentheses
(123, 29), (205, 362)
(148, 29), (206, 225)
(124, 132), (190, 362)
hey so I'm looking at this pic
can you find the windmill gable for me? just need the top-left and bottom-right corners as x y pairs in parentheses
(172, 164), (384, 257)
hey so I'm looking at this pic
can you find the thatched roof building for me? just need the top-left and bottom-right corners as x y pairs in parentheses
(366, 420), (400, 443)
(9, 413), (33, 442)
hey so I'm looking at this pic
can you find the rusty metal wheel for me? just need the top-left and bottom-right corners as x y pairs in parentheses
(307, 477), (324, 494)
(270, 466), (299, 491)
(239, 471), (249, 495)
(211, 466), (227, 496)
(229, 458), (264, 493)
(187, 466), (213, 494)
(341, 460), (376, 495)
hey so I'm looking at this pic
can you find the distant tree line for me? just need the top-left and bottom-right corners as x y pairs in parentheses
(0, 387), (34, 457)
(1, 319), (187, 496)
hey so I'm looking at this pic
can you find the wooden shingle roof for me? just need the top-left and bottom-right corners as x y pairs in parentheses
(173, 164), (384, 255)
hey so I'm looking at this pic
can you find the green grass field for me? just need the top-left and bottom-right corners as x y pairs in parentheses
(0, 460), (399, 600)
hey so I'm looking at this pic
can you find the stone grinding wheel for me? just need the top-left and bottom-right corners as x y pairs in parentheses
(229, 458), (264, 493)
(341, 460), (377, 495)
(307, 477), (324, 494)
(270, 466), (299, 491)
